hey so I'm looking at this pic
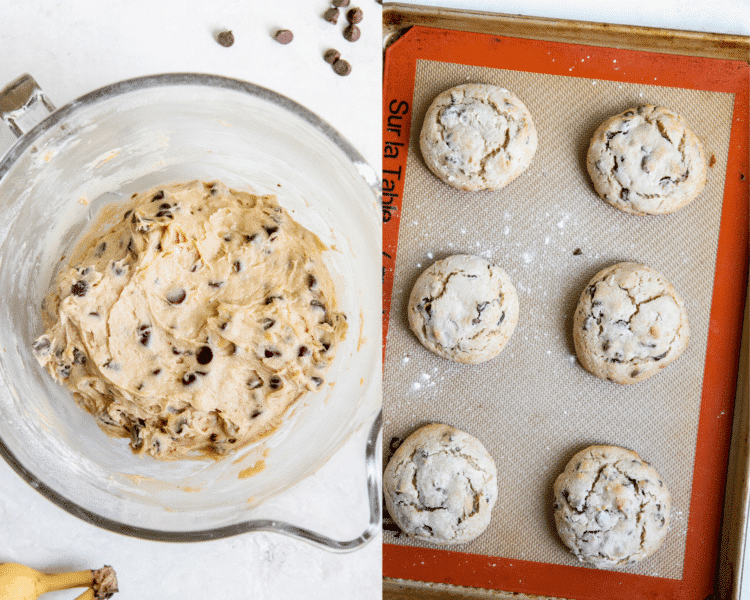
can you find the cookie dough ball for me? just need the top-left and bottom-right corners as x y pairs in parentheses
(587, 105), (707, 215)
(573, 262), (689, 384)
(384, 423), (498, 545)
(553, 445), (671, 568)
(408, 254), (519, 364)
(420, 83), (538, 191)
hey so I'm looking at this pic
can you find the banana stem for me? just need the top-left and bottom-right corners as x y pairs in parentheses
(39, 570), (93, 593)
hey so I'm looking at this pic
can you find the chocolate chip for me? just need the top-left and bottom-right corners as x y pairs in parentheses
(182, 372), (197, 386)
(233, 261), (242, 273)
(332, 58), (352, 76)
(323, 49), (341, 65)
(332, 0), (349, 6)
(653, 351), (669, 361)
(152, 190), (165, 201)
(217, 30), (234, 47)
(265, 226), (279, 236)
(124, 210), (132, 219)
(262, 319), (275, 330)
(264, 349), (279, 358)
(322, 342), (331, 352)
(196, 346), (213, 365)
(167, 289), (186, 305)
(343, 24), (360, 42)
(265, 295), (281, 305)
(251, 410), (262, 418)
(152, 368), (161, 376)
(209, 433), (218, 442)
(269, 376), (282, 390)
(324, 7), (339, 23)
(208, 281), (223, 288)
(573, 248), (582, 255)
(155, 210), (172, 218)
(72, 348), (87, 365)
(172, 347), (181, 355)
(138, 325), (151, 346)
(89, 311), (100, 317)
(298, 346), (309, 357)
(58, 364), (71, 379)
(273, 29), (293, 44)
(244, 234), (258, 243)
(346, 7), (363, 23)
(32, 337), (51, 356)
(71, 280), (88, 297)
(311, 377), (323, 387)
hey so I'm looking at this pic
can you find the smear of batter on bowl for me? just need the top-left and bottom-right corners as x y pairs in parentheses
(32, 180), (347, 460)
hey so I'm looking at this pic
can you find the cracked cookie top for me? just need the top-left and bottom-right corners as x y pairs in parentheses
(408, 254), (519, 364)
(573, 262), (689, 384)
(587, 105), (707, 215)
(384, 423), (498, 545)
(553, 444), (671, 569)
(419, 83), (538, 191)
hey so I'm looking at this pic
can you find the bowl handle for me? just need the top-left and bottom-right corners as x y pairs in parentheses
(0, 74), (56, 138)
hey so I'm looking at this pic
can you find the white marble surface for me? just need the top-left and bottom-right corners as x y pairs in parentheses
(0, 1), (381, 599)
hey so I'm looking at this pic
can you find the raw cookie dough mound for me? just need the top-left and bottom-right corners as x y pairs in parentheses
(384, 423), (498, 545)
(553, 445), (671, 569)
(573, 262), (689, 384)
(33, 180), (347, 460)
(408, 254), (519, 364)
(419, 83), (538, 191)
(587, 105), (707, 215)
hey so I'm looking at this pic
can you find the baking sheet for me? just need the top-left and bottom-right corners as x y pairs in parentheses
(382, 22), (749, 600)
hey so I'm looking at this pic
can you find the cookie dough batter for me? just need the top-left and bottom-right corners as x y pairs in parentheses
(587, 105), (707, 215)
(419, 83), (538, 191)
(553, 445), (672, 569)
(408, 254), (519, 364)
(384, 423), (498, 545)
(573, 262), (689, 384)
(33, 180), (347, 459)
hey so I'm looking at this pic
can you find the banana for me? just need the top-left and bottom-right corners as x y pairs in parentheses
(0, 563), (117, 599)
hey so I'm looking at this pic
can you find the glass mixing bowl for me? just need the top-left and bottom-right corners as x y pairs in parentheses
(0, 73), (381, 548)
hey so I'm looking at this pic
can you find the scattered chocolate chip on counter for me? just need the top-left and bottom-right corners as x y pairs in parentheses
(332, 58), (352, 76)
(347, 7), (363, 24)
(343, 24), (360, 42)
(323, 7), (339, 23)
(324, 49), (341, 64)
(216, 30), (235, 47)
(332, 0), (350, 6)
(273, 29), (294, 44)
(573, 248), (582, 255)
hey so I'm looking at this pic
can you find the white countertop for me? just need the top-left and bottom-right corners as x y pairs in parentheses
(0, 1), (381, 599)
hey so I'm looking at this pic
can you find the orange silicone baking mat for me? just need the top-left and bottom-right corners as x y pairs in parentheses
(382, 26), (749, 600)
